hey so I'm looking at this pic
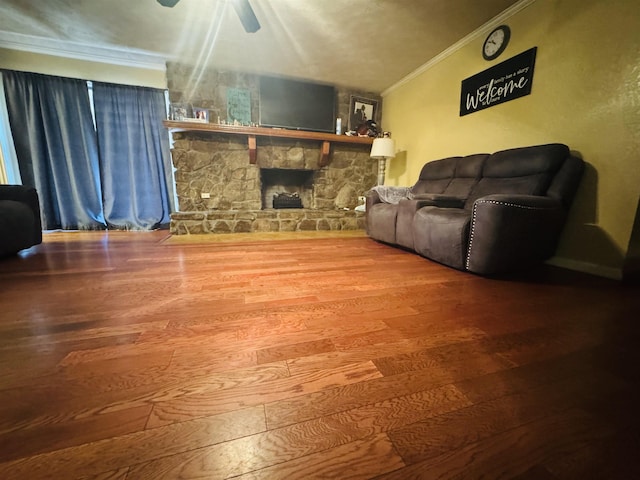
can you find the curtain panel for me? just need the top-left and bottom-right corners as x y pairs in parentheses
(2, 70), (175, 231)
(92, 82), (174, 230)
(2, 70), (106, 230)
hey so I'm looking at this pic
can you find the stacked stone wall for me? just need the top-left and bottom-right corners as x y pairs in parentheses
(169, 131), (375, 234)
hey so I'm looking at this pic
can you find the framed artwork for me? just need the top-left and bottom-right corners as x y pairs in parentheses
(169, 103), (190, 121)
(348, 95), (378, 132)
(227, 88), (251, 125)
(192, 107), (209, 122)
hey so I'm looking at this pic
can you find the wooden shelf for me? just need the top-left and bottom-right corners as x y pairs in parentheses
(164, 120), (374, 167)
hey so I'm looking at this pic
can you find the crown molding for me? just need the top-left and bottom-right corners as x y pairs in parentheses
(0, 31), (167, 72)
(382, 0), (536, 97)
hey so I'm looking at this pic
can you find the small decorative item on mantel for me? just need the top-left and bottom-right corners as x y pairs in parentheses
(356, 120), (378, 138)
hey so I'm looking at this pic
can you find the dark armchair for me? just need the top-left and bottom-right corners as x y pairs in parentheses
(0, 185), (42, 257)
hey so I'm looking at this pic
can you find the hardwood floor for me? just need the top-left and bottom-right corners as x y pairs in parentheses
(0, 230), (638, 479)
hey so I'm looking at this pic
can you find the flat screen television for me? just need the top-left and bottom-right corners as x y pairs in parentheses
(259, 76), (336, 133)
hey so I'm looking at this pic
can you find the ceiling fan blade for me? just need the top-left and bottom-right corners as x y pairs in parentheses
(156, 0), (259, 34)
(231, 0), (261, 33)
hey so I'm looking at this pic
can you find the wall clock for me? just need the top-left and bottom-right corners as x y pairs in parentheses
(482, 25), (511, 61)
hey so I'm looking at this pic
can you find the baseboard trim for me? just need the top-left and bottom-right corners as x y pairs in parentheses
(546, 256), (623, 281)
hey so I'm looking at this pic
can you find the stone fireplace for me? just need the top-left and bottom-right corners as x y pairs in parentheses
(165, 63), (382, 235)
(168, 129), (377, 234)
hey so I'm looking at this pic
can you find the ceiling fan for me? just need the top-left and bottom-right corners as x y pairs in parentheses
(157, 0), (261, 33)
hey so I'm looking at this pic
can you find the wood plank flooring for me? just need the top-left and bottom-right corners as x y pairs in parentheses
(0, 230), (638, 479)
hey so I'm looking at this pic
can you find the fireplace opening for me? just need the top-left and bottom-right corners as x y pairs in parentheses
(261, 168), (315, 209)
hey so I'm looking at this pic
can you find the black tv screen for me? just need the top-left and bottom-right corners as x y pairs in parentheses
(259, 76), (336, 133)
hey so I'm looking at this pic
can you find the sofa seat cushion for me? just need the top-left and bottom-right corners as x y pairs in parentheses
(367, 202), (399, 244)
(0, 200), (37, 257)
(412, 206), (471, 270)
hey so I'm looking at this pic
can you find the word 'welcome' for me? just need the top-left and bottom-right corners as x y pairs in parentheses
(466, 75), (529, 110)
(460, 47), (537, 116)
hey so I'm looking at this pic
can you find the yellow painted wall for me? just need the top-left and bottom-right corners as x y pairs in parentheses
(0, 48), (167, 89)
(382, 0), (640, 278)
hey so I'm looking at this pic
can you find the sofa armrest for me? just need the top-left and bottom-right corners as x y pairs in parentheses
(465, 194), (566, 274)
(369, 186), (412, 203)
(411, 193), (466, 208)
(1, 185), (36, 203)
(365, 189), (383, 209)
(366, 185), (413, 211)
(474, 194), (562, 209)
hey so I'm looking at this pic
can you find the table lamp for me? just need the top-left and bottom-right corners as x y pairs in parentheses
(370, 133), (396, 185)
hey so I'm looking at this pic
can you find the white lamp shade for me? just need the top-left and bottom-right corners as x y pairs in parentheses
(370, 137), (396, 159)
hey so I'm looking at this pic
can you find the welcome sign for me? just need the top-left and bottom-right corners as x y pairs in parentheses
(460, 47), (537, 116)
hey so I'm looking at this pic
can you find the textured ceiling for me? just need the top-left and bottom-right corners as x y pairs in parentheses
(0, 0), (522, 93)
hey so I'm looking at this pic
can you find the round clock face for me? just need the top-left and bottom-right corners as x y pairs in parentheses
(483, 25), (510, 60)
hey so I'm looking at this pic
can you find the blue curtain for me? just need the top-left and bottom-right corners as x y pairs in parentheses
(2, 70), (106, 230)
(92, 82), (173, 230)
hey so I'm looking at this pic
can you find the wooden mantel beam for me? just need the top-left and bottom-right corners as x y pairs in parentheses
(248, 135), (257, 164)
(164, 120), (374, 167)
(320, 141), (331, 167)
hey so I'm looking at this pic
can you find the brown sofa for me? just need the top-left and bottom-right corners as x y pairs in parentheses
(366, 144), (584, 275)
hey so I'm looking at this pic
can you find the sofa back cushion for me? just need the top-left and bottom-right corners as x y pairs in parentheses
(442, 154), (488, 198)
(464, 144), (569, 209)
(411, 156), (459, 195)
(546, 155), (585, 208)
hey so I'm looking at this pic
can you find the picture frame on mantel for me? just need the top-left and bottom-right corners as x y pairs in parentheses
(227, 88), (251, 125)
(348, 96), (378, 132)
(169, 103), (190, 121)
(192, 107), (209, 123)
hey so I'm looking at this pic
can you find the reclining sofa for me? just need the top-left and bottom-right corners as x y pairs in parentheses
(0, 185), (42, 257)
(366, 143), (584, 275)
